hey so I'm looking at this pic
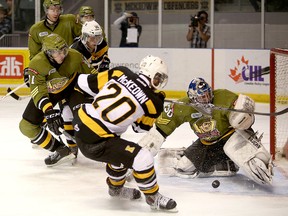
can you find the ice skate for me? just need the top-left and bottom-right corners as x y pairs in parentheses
(145, 192), (177, 212)
(106, 178), (141, 200)
(44, 145), (76, 167)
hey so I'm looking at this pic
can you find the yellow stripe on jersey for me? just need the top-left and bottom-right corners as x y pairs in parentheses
(78, 107), (115, 138)
(39, 132), (52, 148)
(136, 116), (155, 127)
(133, 167), (156, 179)
(156, 114), (171, 125)
(142, 184), (159, 195)
(95, 69), (124, 91)
(201, 128), (235, 145)
(145, 99), (157, 115)
(64, 124), (74, 130)
(109, 177), (125, 186)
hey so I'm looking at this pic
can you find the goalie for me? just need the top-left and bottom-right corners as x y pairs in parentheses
(138, 77), (273, 185)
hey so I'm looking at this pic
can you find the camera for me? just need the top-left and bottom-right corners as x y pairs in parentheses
(190, 15), (199, 27)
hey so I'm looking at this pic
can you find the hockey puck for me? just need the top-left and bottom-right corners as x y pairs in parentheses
(212, 180), (220, 188)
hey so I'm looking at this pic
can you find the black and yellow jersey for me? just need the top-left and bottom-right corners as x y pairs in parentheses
(75, 66), (164, 138)
(70, 36), (110, 72)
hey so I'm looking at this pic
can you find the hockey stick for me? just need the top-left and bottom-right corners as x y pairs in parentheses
(58, 127), (76, 143)
(0, 82), (28, 101)
(164, 99), (288, 116)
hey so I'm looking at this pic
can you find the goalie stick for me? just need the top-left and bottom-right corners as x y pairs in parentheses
(164, 99), (288, 116)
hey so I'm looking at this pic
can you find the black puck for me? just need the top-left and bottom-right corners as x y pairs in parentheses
(212, 180), (220, 188)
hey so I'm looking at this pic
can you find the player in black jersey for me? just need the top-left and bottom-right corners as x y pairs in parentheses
(73, 55), (177, 212)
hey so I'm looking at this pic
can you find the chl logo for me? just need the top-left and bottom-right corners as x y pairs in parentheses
(0, 55), (23, 78)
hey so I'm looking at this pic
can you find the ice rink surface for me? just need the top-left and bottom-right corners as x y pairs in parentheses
(1, 97), (288, 216)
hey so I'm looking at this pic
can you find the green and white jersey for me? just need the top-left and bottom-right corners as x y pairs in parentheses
(156, 89), (238, 145)
(27, 49), (96, 112)
(28, 14), (82, 60)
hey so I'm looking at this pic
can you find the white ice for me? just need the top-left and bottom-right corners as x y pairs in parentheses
(1, 98), (288, 216)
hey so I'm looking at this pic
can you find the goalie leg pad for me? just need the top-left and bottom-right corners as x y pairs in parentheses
(224, 129), (273, 185)
(138, 126), (165, 157)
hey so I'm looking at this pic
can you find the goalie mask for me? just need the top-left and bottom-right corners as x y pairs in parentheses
(139, 55), (168, 90)
(81, 20), (103, 52)
(187, 77), (213, 104)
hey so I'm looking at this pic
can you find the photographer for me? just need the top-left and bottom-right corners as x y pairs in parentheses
(186, 10), (210, 48)
(113, 12), (142, 47)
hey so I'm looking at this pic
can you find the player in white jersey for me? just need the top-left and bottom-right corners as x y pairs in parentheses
(73, 55), (177, 212)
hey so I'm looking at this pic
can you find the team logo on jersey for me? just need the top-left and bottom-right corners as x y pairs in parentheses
(191, 112), (202, 118)
(125, 145), (135, 153)
(193, 116), (220, 141)
(39, 32), (49, 37)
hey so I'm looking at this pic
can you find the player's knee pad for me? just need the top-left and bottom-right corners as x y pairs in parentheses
(19, 118), (42, 139)
(132, 148), (154, 171)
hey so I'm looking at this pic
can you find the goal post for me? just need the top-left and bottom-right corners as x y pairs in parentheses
(270, 48), (288, 160)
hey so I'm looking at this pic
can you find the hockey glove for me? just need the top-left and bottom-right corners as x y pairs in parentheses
(44, 109), (64, 136)
(23, 67), (30, 87)
(157, 91), (166, 103)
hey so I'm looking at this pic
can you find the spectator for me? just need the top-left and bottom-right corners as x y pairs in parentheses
(186, 10), (210, 48)
(0, 4), (12, 37)
(113, 12), (142, 47)
(5, 0), (12, 17)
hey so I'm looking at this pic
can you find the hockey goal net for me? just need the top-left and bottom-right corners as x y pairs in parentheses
(270, 48), (288, 160)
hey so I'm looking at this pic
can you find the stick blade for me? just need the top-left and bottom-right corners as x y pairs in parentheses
(7, 87), (20, 100)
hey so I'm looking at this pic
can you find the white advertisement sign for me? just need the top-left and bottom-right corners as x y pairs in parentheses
(214, 49), (270, 94)
(109, 48), (212, 91)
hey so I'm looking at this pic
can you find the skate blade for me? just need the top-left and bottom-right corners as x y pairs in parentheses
(150, 206), (178, 213)
(46, 154), (76, 167)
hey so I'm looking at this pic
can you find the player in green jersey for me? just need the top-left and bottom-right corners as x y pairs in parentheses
(19, 33), (97, 167)
(77, 6), (95, 25)
(139, 77), (273, 185)
(28, 0), (82, 60)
